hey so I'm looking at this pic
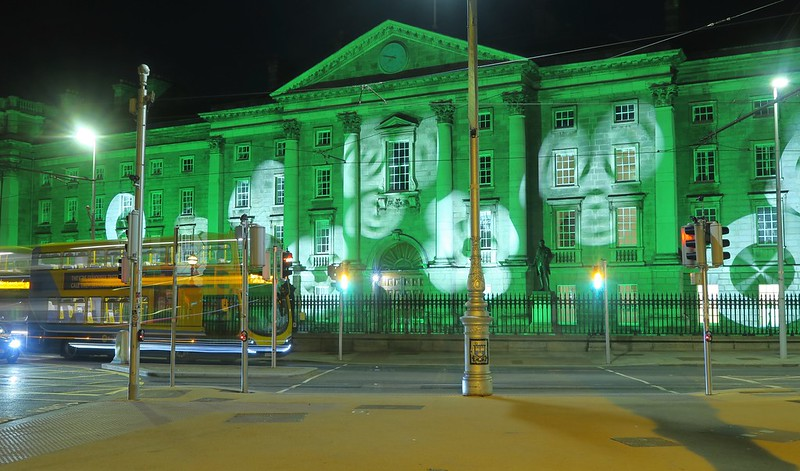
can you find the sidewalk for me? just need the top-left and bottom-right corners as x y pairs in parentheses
(2, 349), (799, 470)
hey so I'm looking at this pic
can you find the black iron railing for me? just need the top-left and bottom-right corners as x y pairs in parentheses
(295, 292), (800, 337)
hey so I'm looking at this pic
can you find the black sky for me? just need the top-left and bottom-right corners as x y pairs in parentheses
(3, 0), (799, 106)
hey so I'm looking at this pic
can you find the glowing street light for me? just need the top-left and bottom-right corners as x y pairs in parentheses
(772, 76), (788, 359)
(75, 127), (97, 240)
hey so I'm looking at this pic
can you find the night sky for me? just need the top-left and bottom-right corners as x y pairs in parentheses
(2, 0), (798, 106)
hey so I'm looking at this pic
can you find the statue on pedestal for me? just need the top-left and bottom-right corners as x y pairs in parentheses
(533, 239), (554, 292)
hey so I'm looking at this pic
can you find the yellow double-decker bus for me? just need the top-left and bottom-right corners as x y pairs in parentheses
(0, 247), (32, 330)
(25, 237), (292, 359)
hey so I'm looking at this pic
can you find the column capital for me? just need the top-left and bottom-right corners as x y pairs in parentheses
(337, 111), (362, 134)
(207, 136), (224, 152)
(430, 100), (456, 124)
(282, 119), (300, 140)
(502, 90), (530, 115)
(651, 84), (678, 107)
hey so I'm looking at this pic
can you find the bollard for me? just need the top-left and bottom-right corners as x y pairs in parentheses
(112, 330), (129, 364)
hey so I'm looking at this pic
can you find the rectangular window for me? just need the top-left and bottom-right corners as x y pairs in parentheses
(181, 156), (194, 173)
(616, 206), (638, 247)
(120, 163), (134, 178)
(388, 140), (411, 192)
(556, 209), (577, 248)
(478, 152), (493, 187)
(478, 110), (493, 131)
(65, 197), (78, 222)
(754, 143), (776, 178)
(614, 102), (637, 123)
(274, 174), (285, 205)
(694, 147), (717, 183)
(65, 168), (79, 185)
(315, 167), (331, 198)
(315, 128), (332, 148)
(150, 159), (163, 176)
(149, 191), (163, 218)
(614, 145), (637, 182)
(95, 167), (105, 181)
(694, 207), (717, 223)
(235, 179), (250, 208)
(41, 173), (51, 186)
(479, 209), (495, 264)
(180, 188), (194, 216)
(753, 98), (774, 118)
(275, 140), (286, 158)
(692, 103), (715, 124)
(758, 284), (779, 326)
(553, 107), (576, 129)
(554, 149), (576, 186)
(94, 196), (104, 221)
(38, 200), (52, 224)
(757, 206), (777, 245)
(273, 223), (284, 244)
(314, 219), (331, 254)
(236, 143), (251, 161)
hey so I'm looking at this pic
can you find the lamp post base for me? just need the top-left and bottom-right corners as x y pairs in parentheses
(461, 314), (493, 396)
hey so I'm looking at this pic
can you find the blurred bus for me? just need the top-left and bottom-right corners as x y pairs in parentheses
(25, 237), (292, 358)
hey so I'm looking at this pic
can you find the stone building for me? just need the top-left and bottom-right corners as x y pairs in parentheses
(1, 20), (798, 307)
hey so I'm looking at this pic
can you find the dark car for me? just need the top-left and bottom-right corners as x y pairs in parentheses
(0, 325), (21, 364)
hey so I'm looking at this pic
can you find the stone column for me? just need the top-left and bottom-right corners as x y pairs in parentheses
(206, 137), (225, 234)
(431, 100), (456, 265)
(651, 84), (679, 263)
(282, 120), (301, 260)
(0, 156), (22, 245)
(502, 90), (528, 264)
(338, 112), (362, 264)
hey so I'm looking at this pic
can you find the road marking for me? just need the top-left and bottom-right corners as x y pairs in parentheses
(599, 367), (680, 394)
(277, 364), (348, 394)
(718, 375), (783, 389)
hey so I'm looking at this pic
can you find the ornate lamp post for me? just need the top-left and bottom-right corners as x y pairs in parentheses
(772, 76), (788, 359)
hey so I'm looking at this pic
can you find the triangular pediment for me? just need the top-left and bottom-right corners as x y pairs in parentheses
(272, 20), (524, 97)
(376, 114), (418, 130)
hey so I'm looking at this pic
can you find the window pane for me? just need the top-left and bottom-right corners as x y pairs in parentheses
(616, 207), (637, 246)
(757, 206), (777, 244)
(556, 210), (576, 248)
(388, 141), (410, 192)
(615, 146), (637, 182)
(554, 149), (576, 186)
(754, 143), (775, 178)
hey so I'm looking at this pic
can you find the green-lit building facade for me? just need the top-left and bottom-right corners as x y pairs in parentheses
(1, 21), (798, 307)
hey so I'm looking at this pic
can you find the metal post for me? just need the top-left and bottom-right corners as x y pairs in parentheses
(701, 263), (712, 395)
(338, 289), (344, 361)
(461, 0), (492, 396)
(170, 227), (178, 387)
(773, 83), (787, 360)
(128, 64), (151, 401)
(90, 141), (97, 241)
(271, 245), (278, 368)
(602, 259), (610, 365)
(239, 214), (250, 393)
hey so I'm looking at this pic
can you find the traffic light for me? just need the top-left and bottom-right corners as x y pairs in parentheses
(117, 256), (130, 284)
(591, 265), (604, 290)
(136, 329), (145, 342)
(709, 221), (731, 267)
(281, 251), (293, 278)
(327, 263), (349, 291)
(238, 330), (248, 342)
(681, 223), (706, 266)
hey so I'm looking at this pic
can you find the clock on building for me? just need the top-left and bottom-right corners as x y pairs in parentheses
(378, 42), (408, 74)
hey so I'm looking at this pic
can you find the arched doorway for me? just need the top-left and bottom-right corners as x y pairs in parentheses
(376, 241), (426, 294)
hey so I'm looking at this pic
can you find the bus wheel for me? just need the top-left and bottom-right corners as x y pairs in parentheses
(61, 341), (79, 360)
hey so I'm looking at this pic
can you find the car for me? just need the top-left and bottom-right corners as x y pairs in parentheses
(0, 325), (21, 364)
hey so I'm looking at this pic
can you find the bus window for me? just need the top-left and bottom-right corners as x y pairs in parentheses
(104, 297), (126, 323)
(35, 253), (63, 269)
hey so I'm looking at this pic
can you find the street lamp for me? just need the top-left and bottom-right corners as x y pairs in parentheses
(772, 77), (788, 360)
(75, 127), (97, 240)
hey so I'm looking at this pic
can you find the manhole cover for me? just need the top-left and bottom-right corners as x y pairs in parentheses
(228, 413), (306, 423)
(612, 437), (679, 447)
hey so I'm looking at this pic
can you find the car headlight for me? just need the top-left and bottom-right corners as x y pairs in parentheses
(9, 339), (21, 349)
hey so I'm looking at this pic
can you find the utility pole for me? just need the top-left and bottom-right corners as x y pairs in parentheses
(461, 0), (492, 396)
(128, 64), (153, 401)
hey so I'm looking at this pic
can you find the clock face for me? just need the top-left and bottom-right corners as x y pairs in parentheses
(379, 42), (408, 74)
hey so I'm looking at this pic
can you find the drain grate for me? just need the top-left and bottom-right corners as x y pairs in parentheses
(227, 413), (306, 423)
(193, 397), (234, 403)
(612, 437), (679, 447)
(353, 405), (424, 411)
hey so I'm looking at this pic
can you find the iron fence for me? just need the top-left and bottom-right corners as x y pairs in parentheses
(295, 292), (800, 337)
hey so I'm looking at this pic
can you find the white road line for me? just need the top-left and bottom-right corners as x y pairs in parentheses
(277, 364), (348, 394)
(599, 367), (681, 394)
(718, 375), (782, 389)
